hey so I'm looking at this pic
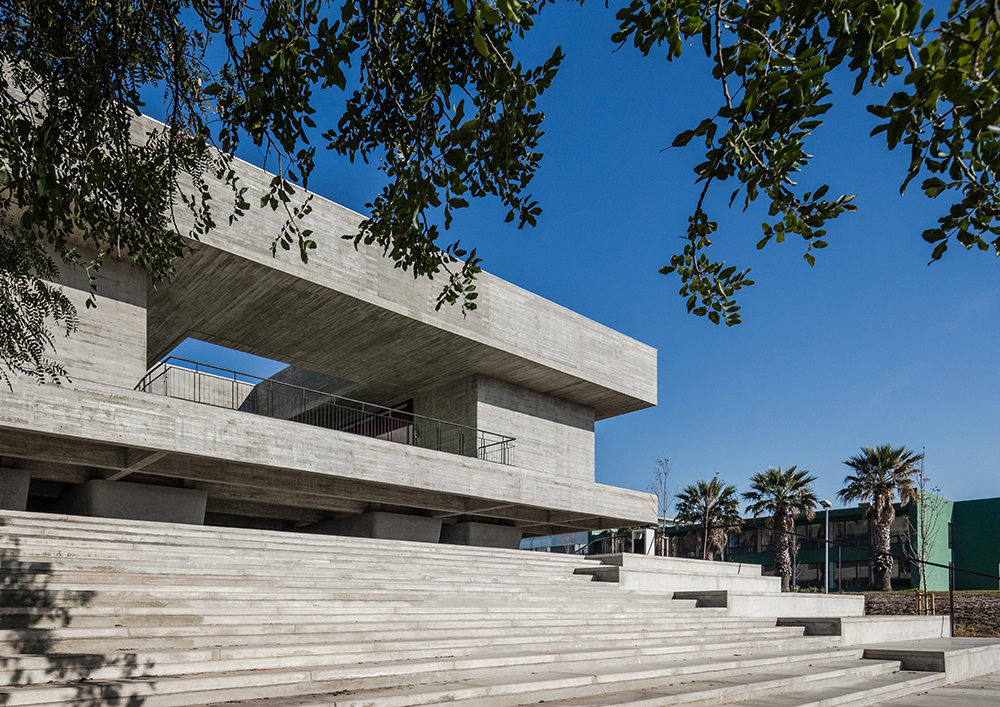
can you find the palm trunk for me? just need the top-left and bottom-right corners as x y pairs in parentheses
(775, 517), (792, 592)
(872, 520), (893, 591)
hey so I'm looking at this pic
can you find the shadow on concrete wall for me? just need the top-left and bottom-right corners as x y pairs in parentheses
(1, 518), (154, 706)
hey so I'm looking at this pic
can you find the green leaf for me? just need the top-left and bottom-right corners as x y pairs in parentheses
(478, 2), (502, 25)
(922, 177), (947, 197)
(472, 25), (490, 58)
(496, 0), (521, 21)
(672, 129), (696, 147)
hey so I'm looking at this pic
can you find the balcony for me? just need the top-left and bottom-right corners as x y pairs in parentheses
(136, 358), (515, 465)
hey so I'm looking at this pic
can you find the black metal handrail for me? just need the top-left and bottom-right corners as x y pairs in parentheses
(136, 357), (515, 465)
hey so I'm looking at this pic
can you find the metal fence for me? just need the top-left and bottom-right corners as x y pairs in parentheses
(136, 357), (515, 465)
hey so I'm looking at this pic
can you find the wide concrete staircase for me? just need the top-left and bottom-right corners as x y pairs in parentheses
(0, 509), (993, 707)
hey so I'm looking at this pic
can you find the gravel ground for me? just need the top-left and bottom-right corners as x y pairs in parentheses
(864, 591), (1000, 637)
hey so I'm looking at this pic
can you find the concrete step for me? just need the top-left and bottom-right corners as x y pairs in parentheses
(0, 624), (808, 654)
(0, 580), (608, 599)
(675, 590), (866, 619)
(0, 570), (593, 594)
(2, 543), (594, 575)
(0, 511), (593, 565)
(0, 608), (738, 630)
(725, 669), (947, 706)
(0, 648), (869, 707)
(0, 602), (716, 621)
(1, 554), (590, 578)
(0, 588), (689, 611)
(3, 532), (586, 563)
(507, 659), (915, 707)
(0, 615), (788, 645)
(0, 634), (842, 685)
(0, 608), (730, 629)
(875, 670), (1000, 707)
(576, 559), (780, 594)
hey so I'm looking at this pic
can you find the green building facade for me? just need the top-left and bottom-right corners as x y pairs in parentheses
(951, 497), (1000, 590)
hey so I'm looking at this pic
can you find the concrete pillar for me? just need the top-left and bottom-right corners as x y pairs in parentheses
(440, 522), (523, 549)
(0, 469), (30, 511)
(303, 512), (443, 543)
(54, 480), (207, 524)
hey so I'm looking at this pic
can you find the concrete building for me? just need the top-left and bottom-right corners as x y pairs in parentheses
(0, 123), (658, 545)
(5, 118), (1000, 706)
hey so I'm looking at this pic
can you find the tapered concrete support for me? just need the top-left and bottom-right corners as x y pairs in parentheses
(440, 522), (522, 549)
(304, 511), (443, 543)
(0, 469), (30, 511)
(53, 479), (207, 524)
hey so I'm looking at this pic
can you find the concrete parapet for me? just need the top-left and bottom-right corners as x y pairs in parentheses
(590, 553), (768, 575)
(779, 615), (951, 644)
(52, 479), (207, 524)
(0, 469), (30, 511)
(674, 590), (866, 617)
(579, 554), (782, 594)
(304, 512), (442, 543)
(440, 522), (522, 549)
(862, 638), (1000, 683)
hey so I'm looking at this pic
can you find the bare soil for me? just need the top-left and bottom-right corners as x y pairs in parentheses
(864, 591), (1000, 637)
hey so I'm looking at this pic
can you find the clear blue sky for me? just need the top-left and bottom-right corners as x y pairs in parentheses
(170, 5), (1000, 510)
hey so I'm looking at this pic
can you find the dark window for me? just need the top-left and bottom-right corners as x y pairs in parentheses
(890, 517), (910, 546)
(729, 528), (757, 554)
(841, 519), (870, 546)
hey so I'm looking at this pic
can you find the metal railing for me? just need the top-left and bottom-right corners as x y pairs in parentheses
(136, 357), (515, 465)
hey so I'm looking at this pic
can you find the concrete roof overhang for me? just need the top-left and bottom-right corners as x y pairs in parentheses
(147, 162), (657, 421)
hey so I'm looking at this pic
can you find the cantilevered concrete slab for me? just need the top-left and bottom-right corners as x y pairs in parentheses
(147, 151), (657, 421)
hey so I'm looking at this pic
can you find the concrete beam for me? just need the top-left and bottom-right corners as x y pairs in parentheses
(0, 379), (657, 529)
(0, 430), (128, 470)
(105, 450), (169, 481)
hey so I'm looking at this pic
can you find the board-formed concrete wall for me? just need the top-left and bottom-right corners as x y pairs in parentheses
(412, 376), (478, 430)
(47, 244), (147, 387)
(476, 376), (595, 483)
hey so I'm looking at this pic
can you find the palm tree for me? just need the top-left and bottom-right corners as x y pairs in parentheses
(674, 477), (741, 561)
(839, 444), (924, 591)
(743, 466), (818, 592)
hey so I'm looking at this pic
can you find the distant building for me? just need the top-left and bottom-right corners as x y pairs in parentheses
(663, 495), (1000, 592)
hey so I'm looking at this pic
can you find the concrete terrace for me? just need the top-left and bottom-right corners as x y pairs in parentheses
(2, 510), (1000, 706)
